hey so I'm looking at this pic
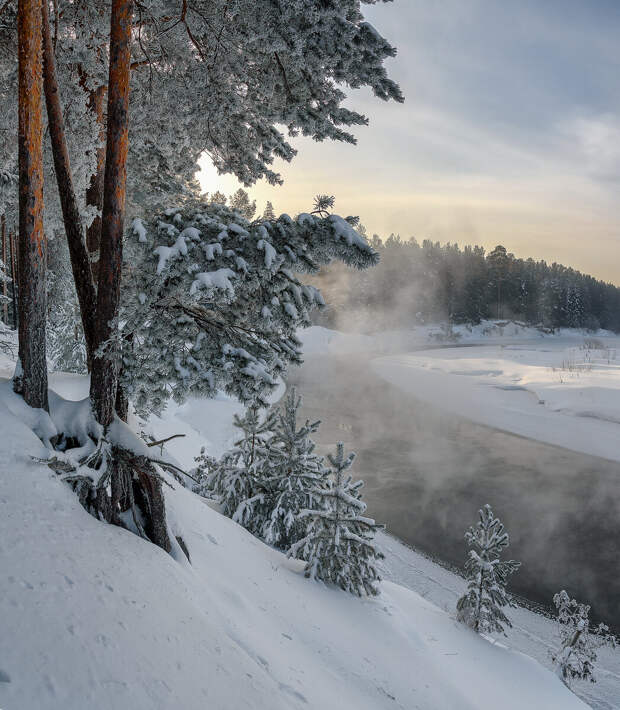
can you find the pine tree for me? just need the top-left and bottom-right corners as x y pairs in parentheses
(262, 201), (276, 221)
(551, 590), (616, 686)
(456, 504), (520, 635)
(246, 389), (329, 550)
(191, 447), (218, 498)
(289, 442), (385, 596)
(209, 190), (227, 205)
(15, 0), (49, 410)
(229, 188), (257, 221)
(122, 202), (378, 416)
(207, 406), (277, 524)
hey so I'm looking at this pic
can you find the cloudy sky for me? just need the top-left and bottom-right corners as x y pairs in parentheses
(199, 0), (620, 283)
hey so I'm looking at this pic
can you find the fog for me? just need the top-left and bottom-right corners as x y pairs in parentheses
(289, 351), (620, 629)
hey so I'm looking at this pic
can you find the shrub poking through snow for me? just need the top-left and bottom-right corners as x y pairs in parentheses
(551, 590), (616, 686)
(456, 504), (520, 634)
(288, 441), (385, 596)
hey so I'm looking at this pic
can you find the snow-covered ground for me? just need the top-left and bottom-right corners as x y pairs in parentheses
(371, 332), (620, 462)
(0, 341), (602, 710)
(380, 533), (620, 710)
(299, 323), (620, 461)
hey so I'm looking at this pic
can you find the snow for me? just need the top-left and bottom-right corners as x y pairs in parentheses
(372, 334), (620, 462)
(131, 217), (148, 243)
(153, 233), (189, 274)
(257, 238), (278, 268)
(379, 533), (620, 710)
(0, 354), (593, 710)
(189, 267), (236, 296)
(300, 324), (620, 461)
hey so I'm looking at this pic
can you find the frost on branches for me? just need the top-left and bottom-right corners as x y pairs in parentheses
(551, 590), (616, 686)
(289, 442), (385, 597)
(205, 406), (277, 528)
(246, 389), (329, 550)
(121, 203), (378, 416)
(456, 504), (520, 635)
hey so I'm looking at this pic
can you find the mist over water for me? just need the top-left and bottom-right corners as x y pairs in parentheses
(289, 352), (620, 628)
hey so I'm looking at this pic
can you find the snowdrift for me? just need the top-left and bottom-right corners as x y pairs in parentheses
(0, 379), (587, 710)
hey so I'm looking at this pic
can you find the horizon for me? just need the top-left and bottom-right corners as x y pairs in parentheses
(199, 0), (620, 286)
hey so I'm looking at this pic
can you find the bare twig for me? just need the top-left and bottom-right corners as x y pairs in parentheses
(146, 433), (186, 447)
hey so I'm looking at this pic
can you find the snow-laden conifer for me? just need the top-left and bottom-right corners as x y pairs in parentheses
(191, 448), (219, 498)
(456, 504), (520, 634)
(207, 406), (277, 528)
(289, 442), (385, 597)
(551, 590), (616, 686)
(244, 390), (329, 550)
(262, 201), (276, 221)
(121, 203), (378, 416)
(229, 189), (256, 221)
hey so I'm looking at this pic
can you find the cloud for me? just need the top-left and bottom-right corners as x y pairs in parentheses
(561, 115), (620, 182)
(199, 1), (620, 283)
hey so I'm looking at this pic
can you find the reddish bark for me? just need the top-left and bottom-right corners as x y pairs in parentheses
(16, 0), (48, 411)
(90, 0), (133, 429)
(41, 0), (98, 369)
(85, 85), (106, 282)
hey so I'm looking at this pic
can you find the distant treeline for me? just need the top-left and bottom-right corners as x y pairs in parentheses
(311, 236), (620, 333)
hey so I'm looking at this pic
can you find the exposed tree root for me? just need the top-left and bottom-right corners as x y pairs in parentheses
(45, 441), (172, 553)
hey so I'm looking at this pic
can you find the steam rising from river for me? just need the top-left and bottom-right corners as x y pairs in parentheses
(288, 349), (620, 628)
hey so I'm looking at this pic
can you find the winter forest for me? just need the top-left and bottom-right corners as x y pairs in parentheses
(1, 2), (619, 710)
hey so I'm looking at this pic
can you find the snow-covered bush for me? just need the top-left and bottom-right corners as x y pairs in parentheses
(551, 590), (616, 686)
(289, 442), (384, 597)
(456, 504), (520, 635)
(121, 203), (378, 416)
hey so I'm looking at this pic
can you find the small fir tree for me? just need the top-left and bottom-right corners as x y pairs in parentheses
(262, 201), (276, 221)
(209, 406), (277, 526)
(288, 442), (385, 596)
(551, 590), (616, 686)
(249, 389), (329, 550)
(456, 504), (520, 634)
(191, 448), (219, 498)
(229, 188), (257, 220)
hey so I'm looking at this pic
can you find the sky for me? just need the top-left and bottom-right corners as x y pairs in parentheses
(198, 0), (620, 284)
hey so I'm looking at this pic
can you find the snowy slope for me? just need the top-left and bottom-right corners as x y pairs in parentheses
(380, 534), (620, 710)
(0, 373), (589, 710)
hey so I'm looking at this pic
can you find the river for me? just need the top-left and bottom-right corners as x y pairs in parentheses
(289, 352), (620, 627)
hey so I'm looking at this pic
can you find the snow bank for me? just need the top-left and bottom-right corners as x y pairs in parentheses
(299, 321), (610, 358)
(0, 379), (587, 710)
(373, 336), (620, 462)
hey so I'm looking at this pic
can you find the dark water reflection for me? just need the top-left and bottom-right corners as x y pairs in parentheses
(289, 353), (620, 627)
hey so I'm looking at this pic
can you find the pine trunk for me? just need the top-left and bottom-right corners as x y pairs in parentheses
(16, 0), (48, 411)
(85, 84), (106, 283)
(1, 215), (7, 324)
(89, 0), (133, 429)
(41, 0), (98, 370)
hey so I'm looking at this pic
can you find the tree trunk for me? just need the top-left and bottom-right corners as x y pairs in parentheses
(85, 85), (106, 283)
(9, 231), (17, 329)
(16, 0), (48, 411)
(1, 215), (7, 324)
(41, 0), (98, 370)
(89, 0), (133, 429)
